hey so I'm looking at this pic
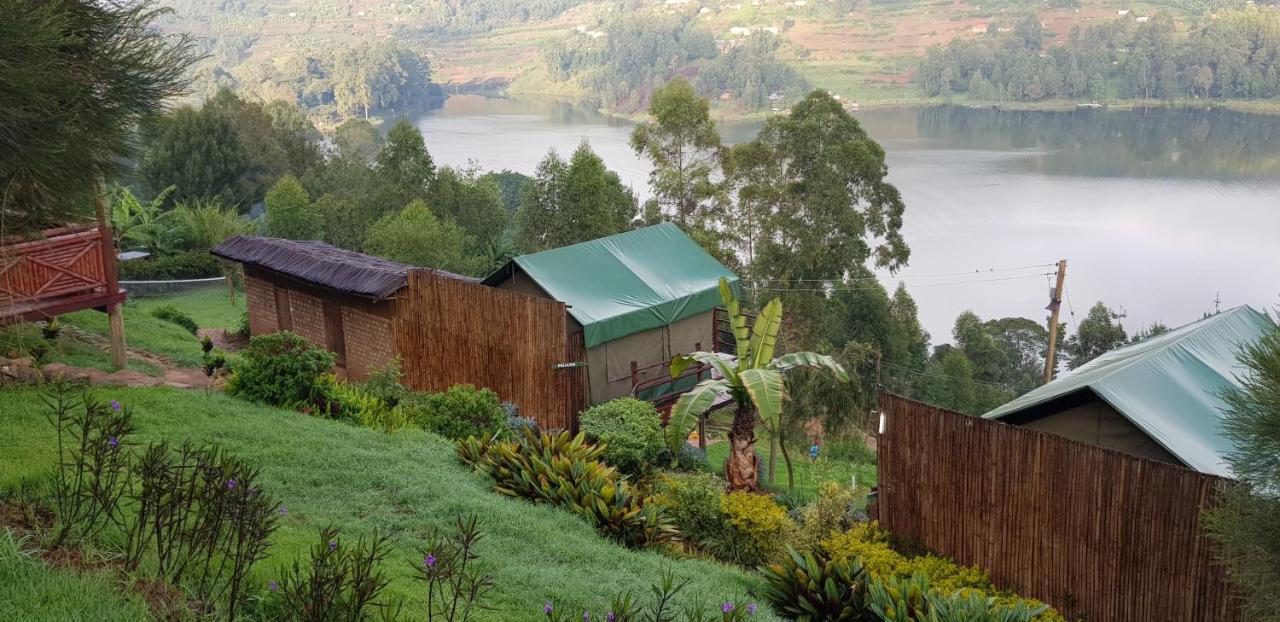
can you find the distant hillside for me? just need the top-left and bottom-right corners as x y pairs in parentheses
(159, 0), (1277, 118)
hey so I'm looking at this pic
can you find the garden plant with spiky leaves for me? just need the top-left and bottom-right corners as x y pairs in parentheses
(667, 278), (848, 491)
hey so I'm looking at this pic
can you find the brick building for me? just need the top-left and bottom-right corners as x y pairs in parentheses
(212, 236), (585, 428)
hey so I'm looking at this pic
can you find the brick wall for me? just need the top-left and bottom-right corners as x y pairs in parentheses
(342, 304), (395, 380)
(288, 290), (326, 347)
(245, 275), (278, 335)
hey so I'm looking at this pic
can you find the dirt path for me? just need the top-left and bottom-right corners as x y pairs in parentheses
(0, 355), (212, 389)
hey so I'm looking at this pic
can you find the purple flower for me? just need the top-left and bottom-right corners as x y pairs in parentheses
(109, 400), (121, 411)
(424, 553), (437, 568)
(747, 603), (758, 615)
(543, 601), (554, 615)
(607, 613), (616, 622)
(279, 505), (288, 515)
(226, 479), (237, 490)
(268, 581), (279, 592)
(721, 602), (734, 614)
(328, 540), (337, 551)
(108, 436), (118, 447)
(583, 612), (590, 621)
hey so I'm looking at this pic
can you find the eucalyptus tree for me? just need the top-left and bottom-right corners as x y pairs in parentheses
(629, 77), (723, 227)
(666, 279), (848, 492)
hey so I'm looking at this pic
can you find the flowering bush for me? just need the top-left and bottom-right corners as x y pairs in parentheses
(716, 492), (796, 567)
(226, 331), (334, 408)
(413, 515), (496, 621)
(266, 526), (393, 621)
(578, 398), (665, 476)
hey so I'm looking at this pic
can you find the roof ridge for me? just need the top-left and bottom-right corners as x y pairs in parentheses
(1060, 305), (1256, 381)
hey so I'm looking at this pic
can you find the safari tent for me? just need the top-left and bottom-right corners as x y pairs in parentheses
(482, 223), (740, 406)
(983, 305), (1274, 476)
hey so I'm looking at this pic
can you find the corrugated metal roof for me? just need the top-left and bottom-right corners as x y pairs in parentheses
(212, 236), (476, 300)
(481, 223), (739, 348)
(984, 306), (1274, 476)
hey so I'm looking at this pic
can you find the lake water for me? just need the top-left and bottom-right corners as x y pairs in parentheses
(415, 95), (1280, 342)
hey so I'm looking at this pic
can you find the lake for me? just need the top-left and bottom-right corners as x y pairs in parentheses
(415, 95), (1280, 343)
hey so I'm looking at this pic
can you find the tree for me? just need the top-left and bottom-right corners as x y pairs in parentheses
(376, 119), (436, 208)
(1204, 325), (1280, 620)
(1130, 321), (1171, 343)
(334, 119), (382, 164)
(362, 200), (481, 276)
(1065, 302), (1128, 369)
(629, 77), (723, 227)
(429, 166), (508, 255)
(139, 106), (252, 208)
(264, 100), (322, 177)
(1, 0), (196, 233)
(515, 142), (636, 252)
(265, 175), (319, 240)
(735, 90), (909, 343)
(666, 279), (849, 492)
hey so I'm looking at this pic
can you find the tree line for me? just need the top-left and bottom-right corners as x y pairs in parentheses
(541, 8), (807, 111)
(918, 8), (1280, 102)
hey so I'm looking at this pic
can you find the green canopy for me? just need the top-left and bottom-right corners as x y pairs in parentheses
(484, 223), (739, 348)
(984, 306), (1274, 476)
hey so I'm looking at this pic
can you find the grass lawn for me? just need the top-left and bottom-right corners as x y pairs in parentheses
(704, 440), (877, 506)
(0, 530), (154, 622)
(0, 322), (163, 377)
(60, 309), (206, 368)
(0, 387), (778, 621)
(126, 284), (243, 330)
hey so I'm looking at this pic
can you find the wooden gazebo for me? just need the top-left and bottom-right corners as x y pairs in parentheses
(0, 201), (126, 368)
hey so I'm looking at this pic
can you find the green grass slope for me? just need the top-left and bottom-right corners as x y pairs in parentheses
(0, 530), (153, 622)
(0, 387), (775, 621)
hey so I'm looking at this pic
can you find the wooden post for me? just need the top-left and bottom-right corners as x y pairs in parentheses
(698, 414), (707, 450)
(1043, 260), (1067, 384)
(95, 186), (126, 370)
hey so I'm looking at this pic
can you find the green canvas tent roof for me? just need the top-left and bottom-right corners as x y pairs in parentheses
(984, 305), (1274, 477)
(482, 223), (739, 348)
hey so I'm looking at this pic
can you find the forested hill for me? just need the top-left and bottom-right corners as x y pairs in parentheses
(162, 0), (1280, 118)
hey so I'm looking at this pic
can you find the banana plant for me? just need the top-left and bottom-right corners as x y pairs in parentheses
(666, 277), (848, 491)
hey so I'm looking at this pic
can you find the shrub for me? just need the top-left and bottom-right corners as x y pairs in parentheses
(226, 331), (334, 408)
(826, 436), (876, 465)
(717, 492), (796, 567)
(760, 548), (870, 621)
(269, 526), (393, 621)
(867, 575), (1049, 622)
(655, 472), (730, 548)
(822, 523), (1064, 621)
(665, 443), (709, 472)
(322, 376), (412, 433)
(149, 304), (199, 335)
(116, 250), (223, 280)
(503, 402), (538, 436)
(794, 481), (860, 554)
(403, 384), (507, 441)
(458, 429), (676, 549)
(544, 568), (761, 621)
(414, 515), (497, 621)
(578, 398), (665, 475)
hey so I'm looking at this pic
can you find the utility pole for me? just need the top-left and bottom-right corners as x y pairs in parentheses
(1043, 260), (1067, 384)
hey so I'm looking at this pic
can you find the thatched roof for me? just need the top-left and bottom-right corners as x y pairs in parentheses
(212, 236), (476, 300)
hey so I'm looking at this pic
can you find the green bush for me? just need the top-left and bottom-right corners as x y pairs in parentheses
(655, 471), (730, 549)
(402, 384), (506, 440)
(226, 331), (334, 408)
(578, 397), (665, 475)
(457, 429), (676, 549)
(760, 548), (870, 621)
(867, 575), (1049, 622)
(716, 491), (796, 567)
(149, 305), (198, 335)
(116, 251), (223, 280)
(795, 481), (860, 554)
(314, 374), (412, 433)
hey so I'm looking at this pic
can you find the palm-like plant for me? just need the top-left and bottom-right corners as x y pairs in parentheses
(666, 278), (848, 491)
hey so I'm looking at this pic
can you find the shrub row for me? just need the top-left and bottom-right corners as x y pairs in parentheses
(150, 304), (199, 335)
(117, 250), (224, 280)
